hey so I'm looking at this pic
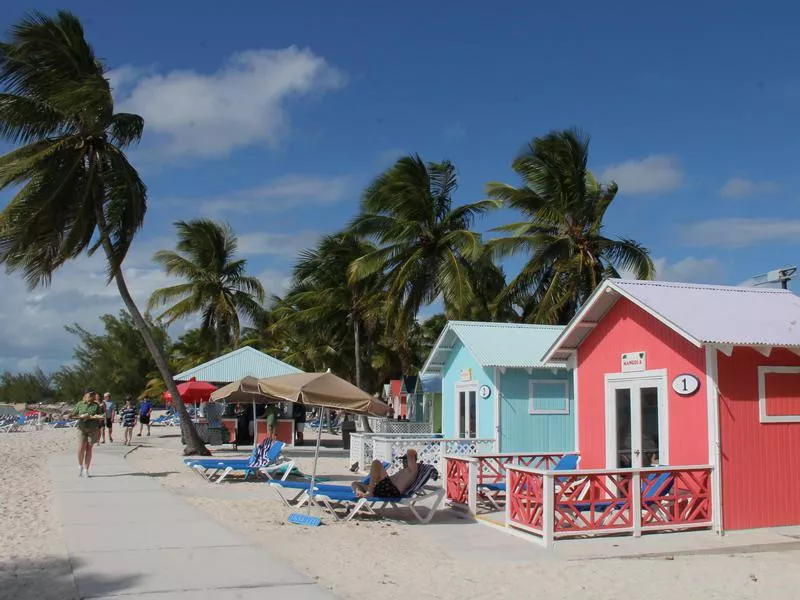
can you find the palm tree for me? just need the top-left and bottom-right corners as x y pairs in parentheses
(349, 154), (499, 331)
(487, 129), (655, 324)
(0, 11), (209, 454)
(148, 219), (265, 354)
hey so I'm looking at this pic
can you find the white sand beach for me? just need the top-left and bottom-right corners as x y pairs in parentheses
(4, 427), (800, 600)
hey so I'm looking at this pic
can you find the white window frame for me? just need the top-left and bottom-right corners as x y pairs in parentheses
(454, 381), (479, 438)
(528, 379), (570, 415)
(758, 366), (800, 423)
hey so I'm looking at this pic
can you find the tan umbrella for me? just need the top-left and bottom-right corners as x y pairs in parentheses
(210, 376), (274, 449)
(257, 372), (390, 520)
(256, 372), (390, 416)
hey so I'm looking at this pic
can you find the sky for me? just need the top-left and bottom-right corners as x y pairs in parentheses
(1, 1), (799, 374)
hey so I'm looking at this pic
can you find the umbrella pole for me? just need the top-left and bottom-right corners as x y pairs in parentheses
(307, 407), (325, 515)
(252, 399), (257, 449)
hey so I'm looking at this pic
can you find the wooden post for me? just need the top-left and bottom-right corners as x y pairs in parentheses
(632, 470), (642, 538)
(543, 472), (555, 548)
(468, 459), (478, 515)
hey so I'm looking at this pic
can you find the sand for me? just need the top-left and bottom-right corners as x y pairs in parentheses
(4, 426), (800, 600)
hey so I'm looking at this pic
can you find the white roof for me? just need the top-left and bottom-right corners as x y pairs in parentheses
(544, 279), (800, 362)
(175, 346), (301, 383)
(421, 321), (567, 376)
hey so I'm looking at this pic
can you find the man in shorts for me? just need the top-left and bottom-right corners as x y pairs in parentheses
(292, 402), (306, 445)
(351, 449), (419, 499)
(264, 404), (278, 441)
(101, 392), (115, 443)
(72, 389), (104, 477)
(138, 396), (152, 437)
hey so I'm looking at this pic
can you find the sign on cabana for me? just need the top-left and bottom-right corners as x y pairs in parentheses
(621, 351), (646, 372)
(460, 368), (472, 382)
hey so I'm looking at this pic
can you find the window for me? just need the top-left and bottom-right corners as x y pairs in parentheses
(758, 366), (800, 423)
(529, 380), (570, 415)
(455, 383), (478, 438)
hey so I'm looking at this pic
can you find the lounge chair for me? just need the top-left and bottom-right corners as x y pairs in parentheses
(477, 453), (581, 510)
(267, 462), (391, 508)
(312, 463), (445, 524)
(185, 441), (295, 483)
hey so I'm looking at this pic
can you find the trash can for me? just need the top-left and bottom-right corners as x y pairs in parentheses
(341, 420), (357, 450)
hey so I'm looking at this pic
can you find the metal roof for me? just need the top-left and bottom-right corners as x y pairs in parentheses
(420, 321), (567, 376)
(175, 346), (302, 383)
(543, 279), (800, 362)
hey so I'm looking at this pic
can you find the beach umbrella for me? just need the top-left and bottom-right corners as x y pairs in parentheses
(163, 378), (218, 423)
(256, 372), (390, 524)
(210, 376), (276, 448)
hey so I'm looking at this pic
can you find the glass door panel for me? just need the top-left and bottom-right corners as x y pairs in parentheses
(468, 391), (477, 438)
(615, 388), (632, 468)
(458, 391), (467, 438)
(640, 387), (659, 467)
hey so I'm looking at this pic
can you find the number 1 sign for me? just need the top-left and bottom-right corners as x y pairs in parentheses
(672, 373), (701, 396)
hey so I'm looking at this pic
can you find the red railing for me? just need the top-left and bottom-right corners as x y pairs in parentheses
(506, 465), (713, 547)
(445, 453), (571, 514)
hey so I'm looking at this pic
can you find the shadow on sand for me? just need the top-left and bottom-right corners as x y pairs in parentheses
(0, 556), (140, 600)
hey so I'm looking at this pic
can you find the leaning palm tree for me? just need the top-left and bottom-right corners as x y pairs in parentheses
(487, 129), (655, 324)
(349, 154), (499, 331)
(0, 11), (209, 454)
(148, 219), (265, 354)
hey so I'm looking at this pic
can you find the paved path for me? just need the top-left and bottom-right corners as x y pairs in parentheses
(50, 446), (339, 599)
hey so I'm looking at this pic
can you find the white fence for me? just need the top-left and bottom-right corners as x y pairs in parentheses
(365, 418), (434, 435)
(349, 432), (439, 470)
(372, 436), (495, 474)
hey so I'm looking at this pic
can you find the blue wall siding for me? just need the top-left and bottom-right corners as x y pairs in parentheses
(499, 368), (575, 453)
(441, 341), (496, 440)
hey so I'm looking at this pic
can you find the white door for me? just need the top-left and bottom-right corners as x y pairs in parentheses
(606, 374), (668, 468)
(455, 383), (478, 439)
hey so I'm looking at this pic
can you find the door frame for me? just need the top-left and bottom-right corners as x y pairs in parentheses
(604, 369), (669, 468)
(454, 381), (479, 438)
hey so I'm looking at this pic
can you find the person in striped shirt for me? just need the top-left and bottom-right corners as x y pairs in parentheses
(119, 397), (137, 446)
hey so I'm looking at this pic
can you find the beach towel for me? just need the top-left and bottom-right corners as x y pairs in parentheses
(247, 439), (274, 468)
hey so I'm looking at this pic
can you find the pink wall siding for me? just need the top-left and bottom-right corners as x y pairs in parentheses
(576, 298), (707, 468)
(718, 348), (800, 530)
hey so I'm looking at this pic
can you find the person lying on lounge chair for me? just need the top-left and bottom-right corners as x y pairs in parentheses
(352, 449), (419, 498)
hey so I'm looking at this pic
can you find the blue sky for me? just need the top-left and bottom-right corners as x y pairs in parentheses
(1, 1), (799, 372)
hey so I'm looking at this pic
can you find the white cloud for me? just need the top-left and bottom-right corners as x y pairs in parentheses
(680, 218), (800, 248)
(256, 269), (293, 298)
(238, 231), (321, 258)
(601, 155), (683, 194)
(718, 177), (779, 198)
(113, 47), (346, 159)
(193, 175), (350, 215)
(653, 257), (724, 283)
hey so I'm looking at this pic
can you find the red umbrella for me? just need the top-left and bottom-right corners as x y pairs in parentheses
(163, 377), (218, 403)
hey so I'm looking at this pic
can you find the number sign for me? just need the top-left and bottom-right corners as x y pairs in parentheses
(672, 373), (700, 396)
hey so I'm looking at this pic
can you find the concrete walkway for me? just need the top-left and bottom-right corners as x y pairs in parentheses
(50, 445), (339, 599)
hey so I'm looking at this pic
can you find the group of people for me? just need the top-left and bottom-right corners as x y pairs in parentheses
(72, 389), (154, 478)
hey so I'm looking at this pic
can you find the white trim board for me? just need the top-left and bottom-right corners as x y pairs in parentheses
(758, 366), (800, 423)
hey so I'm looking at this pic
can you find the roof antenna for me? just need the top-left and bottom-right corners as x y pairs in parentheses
(740, 266), (797, 290)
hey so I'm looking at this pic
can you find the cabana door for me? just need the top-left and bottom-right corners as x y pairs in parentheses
(604, 371), (668, 469)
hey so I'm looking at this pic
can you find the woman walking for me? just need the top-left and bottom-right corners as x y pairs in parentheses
(71, 389), (104, 477)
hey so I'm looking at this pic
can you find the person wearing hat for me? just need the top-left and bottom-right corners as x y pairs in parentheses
(70, 388), (104, 477)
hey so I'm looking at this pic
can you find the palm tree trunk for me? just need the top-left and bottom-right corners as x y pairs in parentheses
(353, 317), (372, 433)
(92, 200), (209, 456)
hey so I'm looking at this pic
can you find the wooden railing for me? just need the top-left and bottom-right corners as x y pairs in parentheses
(445, 453), (571, 514)
(506, 464), (713, 547)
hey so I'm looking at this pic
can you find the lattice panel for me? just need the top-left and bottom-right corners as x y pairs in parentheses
(446, 458), (470, 504)
(641, 468), (712, 528)
(507, 469), (544, 531)
(554, 473), (633, 532)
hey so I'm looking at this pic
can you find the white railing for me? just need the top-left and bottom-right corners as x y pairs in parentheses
(372, 436), (495, 474)
(349, 432), (439, 470)
(365, 418), (434, 435)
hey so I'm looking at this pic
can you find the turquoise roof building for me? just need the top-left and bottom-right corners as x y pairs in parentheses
(420, 321), (576, 453)
(175, 346), (301, 384)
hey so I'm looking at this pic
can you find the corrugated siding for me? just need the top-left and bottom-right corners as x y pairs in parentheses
(718, 347), (800, 530)
(499, 369), (575, 453)
(441, 340), (496, 439)
(175, 347), (301, 382)
(577, 298), (707, 468)
(450, 321), (565, 368)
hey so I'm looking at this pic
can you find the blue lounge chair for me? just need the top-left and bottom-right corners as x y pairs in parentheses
(477, 454), (580, 510)
(268, 462), (391, 508)
(312, 464), (445, 524)
(185, 441), (295, 483)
